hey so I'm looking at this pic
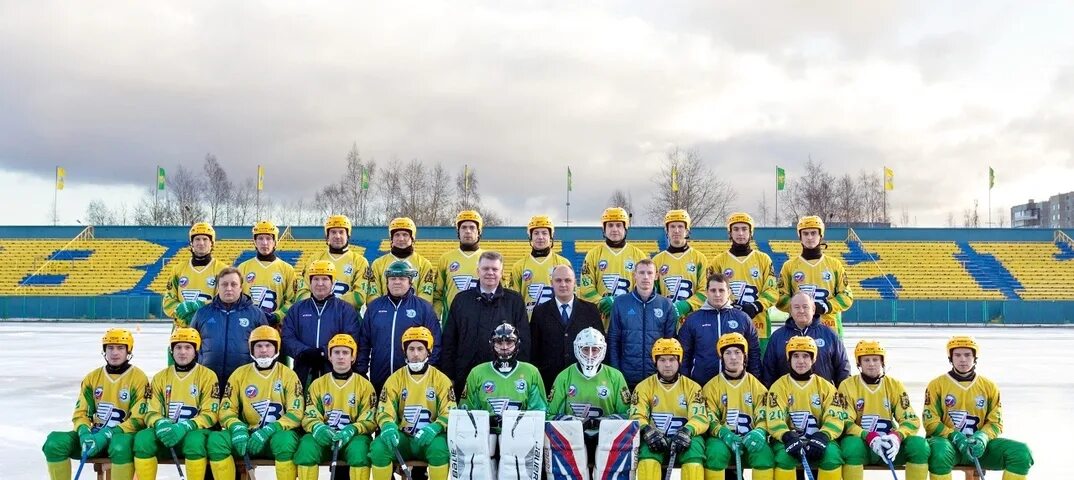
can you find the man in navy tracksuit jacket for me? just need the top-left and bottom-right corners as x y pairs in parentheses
(607, 259), (679, 389)
(761, 292), (850, 387)
(677, 273), (760, 385)
(190, 285), (269, 382)
(282, 261), (360, 387)
(356, 261), (442, 391)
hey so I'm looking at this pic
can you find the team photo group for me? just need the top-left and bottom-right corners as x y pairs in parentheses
(43, 208), (1034, 480)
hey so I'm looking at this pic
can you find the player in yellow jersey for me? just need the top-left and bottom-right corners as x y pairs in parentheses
(777, 216), (853, 336)
(238, 220), (298, 326)
(370, 326), (455, 480)
(164, 223), (229, 327)
(710, 212), (779, 354)
(511, 214), (571, 316)
(370, 217), (436, 303)
(207, 326), (305, 479)
(765, 336), (847, 480)
(838, 340), (929, 480)
(579, 207), (650, 320)
(653, 209), (709, 319)
(297, 214), (373, 310)
(702, 333), (773, 480)
(631, 338), (708, 480)
(295, 334), (378, 480)
(923, 337), (1033, 480)
(133, 328), (222, 480)
(43, 328), (149, 480)
(434, 210), (485, 321)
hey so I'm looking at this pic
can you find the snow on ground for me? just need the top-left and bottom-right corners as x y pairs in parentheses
(1, 322), (1067, 479)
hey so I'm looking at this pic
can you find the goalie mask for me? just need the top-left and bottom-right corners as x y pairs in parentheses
(490, 323), (520, 373)
(573, 327), (606, 378)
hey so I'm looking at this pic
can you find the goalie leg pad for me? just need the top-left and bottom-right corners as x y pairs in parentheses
(498, 411), (545, 480)
(447, 409), (494, 480)
(594, 419), (640, 480)
(545, 421), (588, 480)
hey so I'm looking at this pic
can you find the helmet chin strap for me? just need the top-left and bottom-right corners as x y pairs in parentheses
(252, 354), (278, 369)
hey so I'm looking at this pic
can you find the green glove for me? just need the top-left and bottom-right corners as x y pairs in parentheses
(413, 423), (442, 448)
(674, 300), (692, 318)
(311, 423), (335, 447)
(156, 419), (193, 448)
(948, 431), (969, 456)
(336, 424), (358, 446)
(176, 300), (204, 322)
(378, 423), (400, 448)
(87, 427), (113, 457)
(717, 426), (740, 449)
(743, 428), (767, 454)
(77, 426), (95, 455)
(248, 422), (280, 453)
(967, 431), (988, 458)
(229, 423), (250, 456)
(598, 296), (614, 317)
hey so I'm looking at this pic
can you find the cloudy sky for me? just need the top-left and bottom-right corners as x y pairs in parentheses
(2, 1), (1073, 227)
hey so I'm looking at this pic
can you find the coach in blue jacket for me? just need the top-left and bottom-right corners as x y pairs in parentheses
(356, 261), (441, 391)
(607, 258), (678, 389)
(282, 260), (360, 387)
(678, 272), (760, 385)
(761, 291), (850, 387)
(190, 266), (269, 382)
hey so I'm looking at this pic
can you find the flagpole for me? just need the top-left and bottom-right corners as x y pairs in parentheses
(565, 167), (571, 226)
(154, 165), (159, 222)
(53, 166), (59, 226)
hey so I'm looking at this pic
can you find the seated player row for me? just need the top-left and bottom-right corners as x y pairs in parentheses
(44, 323), (1032, 480)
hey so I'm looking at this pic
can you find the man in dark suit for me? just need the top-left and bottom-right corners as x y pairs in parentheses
(530, 264), (604, 390)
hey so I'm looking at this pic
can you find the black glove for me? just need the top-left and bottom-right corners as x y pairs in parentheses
(642, 425), (669, 453)
(583, 417), (601, 431)
(741, 301), (762, 318)
(814, 300), (831, 315)
(671, 428), (692, 453)
(490, 414), (503, 431)
(782, 431), (804, 456)
(804, 431), (829, 461)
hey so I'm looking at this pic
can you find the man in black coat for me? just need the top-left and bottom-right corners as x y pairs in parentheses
(530, 264), (604, 390)
(441, 251), (530, 396)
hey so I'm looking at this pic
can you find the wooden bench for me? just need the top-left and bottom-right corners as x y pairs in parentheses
(88, 457), (428, 479)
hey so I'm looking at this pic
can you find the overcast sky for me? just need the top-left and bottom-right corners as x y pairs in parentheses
(2, 1), (1073, 227)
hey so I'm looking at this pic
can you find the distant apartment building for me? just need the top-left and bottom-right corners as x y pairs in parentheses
(1011, 191), (1074, 228)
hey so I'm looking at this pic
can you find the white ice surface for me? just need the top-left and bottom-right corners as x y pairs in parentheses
(1, 322), (1067, 479)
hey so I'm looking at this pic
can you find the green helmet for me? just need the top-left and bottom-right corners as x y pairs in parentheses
(385, 260), (417, 280)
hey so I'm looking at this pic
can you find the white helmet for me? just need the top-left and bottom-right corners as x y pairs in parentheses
(573, 328), (607, 378)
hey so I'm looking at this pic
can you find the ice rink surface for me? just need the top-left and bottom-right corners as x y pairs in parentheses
(1, 322), (1067, 479)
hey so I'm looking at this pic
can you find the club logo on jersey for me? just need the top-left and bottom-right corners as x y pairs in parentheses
(945, 394), (956, 407)
(349, 393), (356, 406)
(679, 394), (687, 407)
(654, 308), (664, 319)
(750, 267), (760, 279)
(94, 387), (104, 400)
(273, 273), (283, 284)
(687, 263), (697, 273)
(179, 276), (189, 288)
(190, 385), (199, 397)
(650, 413), (687, 435)
(426, 387), (436, 400)
(246, 385), (259, 398)
(483, 381), (496, 394)
(793, 271), (805, 283)
(659, 264), (670, 275)
(119, 389), (130, 402)
(883, 398), (891, 410)
(721, 393), (728, 406)
(246, 272), (256, 283)
(810, 394), (821, 406)
(822, 270), (832, 281)
(723, 268), (735, 279)
(515, 380), (527, 392)
(856, 398), (865, 411)
(598, 260), (608, 271)
(522, 269), (533, 281)
(597, 386), (609, 398)
(273, 380), (282, 392)
(400, 388), (408, 401)
(570, 403), (603, 419)
(728, 320), (738, 328)
(567, 385), (577, 397)
(402, 406), (433, 433)
(95, 402), (127, 428)
(449, 261), (460, 272)
(625, 260), (635, 271)
(789, 411), (820, 434)
(815, 338), (826, 348)
(323, 394), (333, 406)
(207, 276), (217, 288)
(975, 395), (986, 408)
(406, 309), (416, 318)
(745, 392), (753, 405)
(452, 275), (476, 291)
(488, 398), (524, 415)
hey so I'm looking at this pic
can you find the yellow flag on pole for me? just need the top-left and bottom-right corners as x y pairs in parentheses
(671, 166), (679, 192)
(56, 167), (65, 190)
(884, 167), (894, 191)
(257, 165), (265, 191)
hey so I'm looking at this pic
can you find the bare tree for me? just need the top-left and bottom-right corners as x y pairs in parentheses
(645, 147), (737, 227)
(995, 207), (1007, 227)
(85, 199), (115, 225)
(832, 173), (860, 225)
(426, 162), (455, 225)
(170, 165), (207, 225)
(946, 211), (957, 227)
(962, 200), (981, 227)
(451, 166), (503, 225)
(399, 159), (429, 222)
(899, 208), (911, 227)
(785, 158), (836, 221)
(202, 154), (232, 225)
(608, 189), (634, 217)
(757, 192), (770, 227)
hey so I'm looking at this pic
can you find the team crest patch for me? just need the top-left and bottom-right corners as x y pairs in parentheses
(522, 269), (533, 281)
(793, 271), (805, 283)
(239, 317), (250, 327)
(598, 260), (608, 271)
(659, 265), (670, 275)
(651, 395), (660, 407)
(723, 268), (734, 279)
(207, 277), (216, 288)
(679, 394), (687, 407)
(246, 272), (256, 283)
(343, 264), (354, 275)
(273, 273), (283, 284)
(728, 320), (738, 329)
(975, 395), (986, 408)
(515, 380), (527, 392)
(93, 387), (104, 400)
(245, 385), (259, 398)
(750, 268), (760, 278)
(273, 380), (282, 392)
(568, 385), (577, 397)
(323, 394), (333, 406)
(449, 261), (460, 272)
(787, 395), (794, 407)
(597, 386), (609, 398)
(178, 276), (189, 288)
(856, 398), (865, 411)
(483, 381), (496, 394)
(687, 263), (696, 273)
(164, 385), (172, 398)
(427, 387), (436, 400)
(190, 385), (199, 397)
(401, 388), (408, 401)
(406, 309), (416, 318)
(721, 393), (728, 406)
(815, 338), (826, 348)
(883, 398), (891, 410)
(119, 389), (130, 402)
(944, 394), (956, 407)
(654, 308), (664, 318)
(745, 392), (753, 405)
(625, 261), (635, 271)
(811, 394), (821, 406)
(349, 394), (356, 406)
(822, 271), (832, 281)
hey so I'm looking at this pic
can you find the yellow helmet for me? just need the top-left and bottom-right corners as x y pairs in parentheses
(946, 336), (979, 357)
(527, 215), (555, 237)
(797, 215), (825, 237)
(455, 210), (483, 233)
(401, 326), (435, 352)
(324, 214), (352, 237)
(727, 212), (755, 233)
(664, 209), (691, 230)
(854, 339), (885, 363)
(601, 207), (630, 228)
(249, 325), (281, 350)
(189, 222), (216, 243)
(651, 338), (684, 363)
(389, 217), (417, 239)
(717, 332), (748, 357)
(252, 220), (279, 240)
(306, 260), (336, 283)
(328, 333), (358, 356)
(102, 328), (134, 352)
(785, 335), (818, 361)
(170, 327), (202, 350)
